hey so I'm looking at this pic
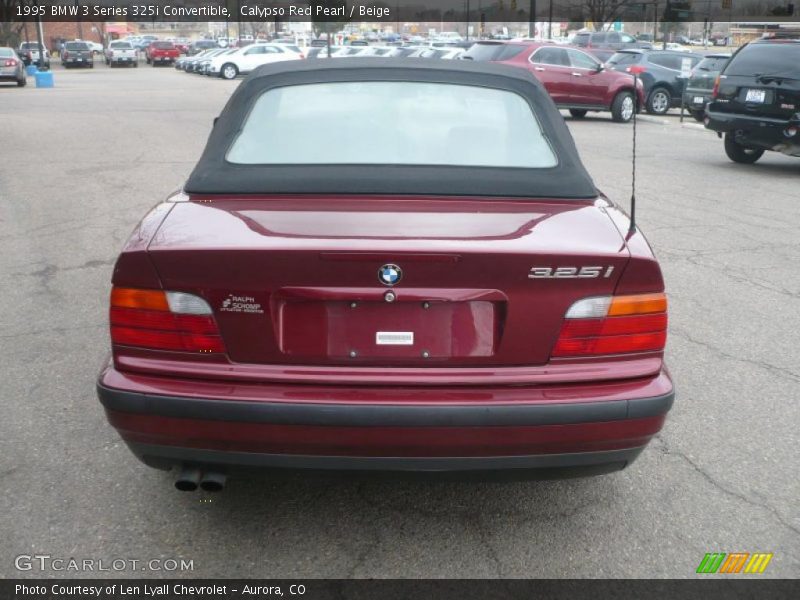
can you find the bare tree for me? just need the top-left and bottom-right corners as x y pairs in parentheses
(0, 0), (26, 47)
(579, 0), (639, 31)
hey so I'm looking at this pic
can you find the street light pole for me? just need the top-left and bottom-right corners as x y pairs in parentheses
(529, 0), (537, 38)
(35, 8), (45, 69)
(653, 0), (659, 43)
(74, 0), (83, 39)
(465, 0), (470, 41)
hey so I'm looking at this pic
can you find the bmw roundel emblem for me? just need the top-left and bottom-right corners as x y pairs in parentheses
(378, 264), (402, 286)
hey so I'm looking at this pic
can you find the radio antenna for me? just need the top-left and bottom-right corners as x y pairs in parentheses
(628, 73), (638, 236)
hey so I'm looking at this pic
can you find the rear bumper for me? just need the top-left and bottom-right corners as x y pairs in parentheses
(122, 443), (647, 478)
(97, 364), (674, 476)
(705, 107), (800, 153)
(682, 90), (712, 110)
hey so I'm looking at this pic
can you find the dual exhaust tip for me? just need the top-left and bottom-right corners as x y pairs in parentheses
(174, 466), (226, 492)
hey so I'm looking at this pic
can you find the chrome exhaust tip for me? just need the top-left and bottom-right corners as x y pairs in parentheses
(174, 465), (201, 492)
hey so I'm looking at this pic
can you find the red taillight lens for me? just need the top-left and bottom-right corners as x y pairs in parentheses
(552, 293), (667, 358)
(553, 331), (667, 356)
(109, 287), (224, 353)
(5, 59), (17, 66)
(627, 65), (646, 75)
(711, 75), (721, 99)
(558, 313), (667, 338)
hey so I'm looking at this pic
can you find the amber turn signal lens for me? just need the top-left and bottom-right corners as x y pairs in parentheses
(607, 293), (667, 317)
(110, 287), (170, 311)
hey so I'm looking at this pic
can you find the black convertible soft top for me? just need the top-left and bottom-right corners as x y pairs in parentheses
(184, 58), (598, 199)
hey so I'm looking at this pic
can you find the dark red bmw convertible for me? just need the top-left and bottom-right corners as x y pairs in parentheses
(97, 59), (673, 491)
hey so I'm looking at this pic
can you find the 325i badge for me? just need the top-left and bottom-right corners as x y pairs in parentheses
(528, 266), (615, 279)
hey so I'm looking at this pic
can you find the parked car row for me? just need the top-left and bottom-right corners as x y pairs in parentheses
(52, 32), (798, 170)
(176, 43), (303, 79)
(177, 43), (473, 79)
(176, 48), (238, 75)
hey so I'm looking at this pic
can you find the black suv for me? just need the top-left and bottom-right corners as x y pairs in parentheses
(606, 49), (703, 115)
(705, 38), (800, 164)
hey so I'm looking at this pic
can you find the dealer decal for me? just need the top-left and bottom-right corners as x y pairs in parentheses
(219, 294), (264, 314)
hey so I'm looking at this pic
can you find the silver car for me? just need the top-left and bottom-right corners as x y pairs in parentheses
(0, 47), (26, 87)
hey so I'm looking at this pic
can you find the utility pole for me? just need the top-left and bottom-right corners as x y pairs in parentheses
(547, 0), (553, 39)
(529, 0), (537, 38)
(466, 0), (470, 41)
(654, 0), (659, 43)
(74, 0), (83, 39)
(35, 6), (45, 69)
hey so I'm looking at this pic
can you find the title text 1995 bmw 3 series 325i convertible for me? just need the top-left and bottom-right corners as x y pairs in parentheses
(96, 59), (674, 491)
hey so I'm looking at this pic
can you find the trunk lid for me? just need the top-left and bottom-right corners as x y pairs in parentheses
(147, 196), (629, 367)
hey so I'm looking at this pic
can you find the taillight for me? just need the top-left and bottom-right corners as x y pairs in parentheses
(552, 293), (667, 358)
(109, 287), (224, 353)
(626, 65), (646, 75)
(711, 75), (721, 99)
(4, 59), (16, 67)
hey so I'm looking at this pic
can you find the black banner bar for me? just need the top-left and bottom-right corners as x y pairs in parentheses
(2, 0), (800, 23)
(3, 579), (800, 600)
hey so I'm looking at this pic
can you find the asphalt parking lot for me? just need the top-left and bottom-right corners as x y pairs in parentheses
(1, 63), (798, 579)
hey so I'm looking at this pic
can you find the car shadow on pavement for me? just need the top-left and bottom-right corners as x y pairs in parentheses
(166, 470), (621, 576)
(176, 467), (617, 520)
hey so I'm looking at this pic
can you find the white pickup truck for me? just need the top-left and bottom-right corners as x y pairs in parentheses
(18, 42), (50, 67)
(104, 41), (138, 68)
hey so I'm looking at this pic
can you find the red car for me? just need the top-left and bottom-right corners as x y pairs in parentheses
(172, 40), (190, 55)
(463, 41), (645, 122)
(145, 41), (180, 66)
(97, 59), (673, 491)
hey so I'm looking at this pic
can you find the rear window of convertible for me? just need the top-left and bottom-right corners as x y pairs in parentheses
(226, 81), (558, 168)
